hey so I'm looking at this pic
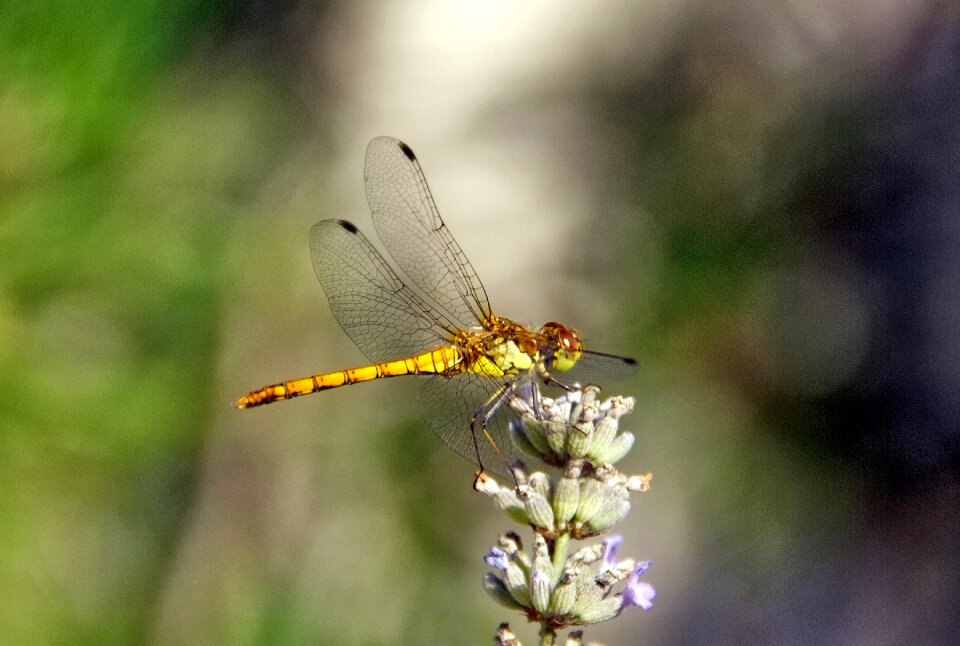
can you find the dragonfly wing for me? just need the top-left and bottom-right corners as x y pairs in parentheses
(365, 137), (493, 329)
(417, 373), (521, 478)
(310, 219), (459, 363)
(555, 349), (638, 387)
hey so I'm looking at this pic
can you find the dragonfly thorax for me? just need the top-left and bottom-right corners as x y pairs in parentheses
(484, 337), (537, 376)
(456, 316), (540, 379)
(462, 318), (585, 377)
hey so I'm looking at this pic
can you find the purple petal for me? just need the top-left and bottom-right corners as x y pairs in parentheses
(600, 535), (624, 572)
(621, 561), (655, 611)
(484, 547), (509, 571)
(631, 560), (650, 577)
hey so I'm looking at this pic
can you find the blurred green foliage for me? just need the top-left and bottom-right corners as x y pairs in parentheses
(1, 2), (294, 642)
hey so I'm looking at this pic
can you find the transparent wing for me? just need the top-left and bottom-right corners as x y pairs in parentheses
(364, 136), (492, 329)
(310, 219), (460, 363)
(555, 349), (638, 387)
(417, 373), (522, 478)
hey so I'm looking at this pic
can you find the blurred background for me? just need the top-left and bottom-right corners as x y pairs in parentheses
(2, 1), (959, 643)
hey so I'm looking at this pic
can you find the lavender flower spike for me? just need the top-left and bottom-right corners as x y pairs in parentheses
(479, 386), (655, 644)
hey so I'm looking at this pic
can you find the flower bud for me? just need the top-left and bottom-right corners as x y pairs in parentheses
(569, 543), (603, 566)
(626, 473), (653, 492)
(595, 431), (634, 465)
(605, 395), (635, 419)
(552, 394), (574, 422)
(565, 420), (593, 460)
(483, 573), (522, 610)
(570, 577), (604, 618)
(498, 532), (530, 571)
(530, 536), (554, 613)
(527, 471), (552, 501)
(586, 415), (618, 461)
(576, 596), (621, 625)
(587, 498), (630, 533)
(544, 419), (568, 457)
(499, 531), (523, 554)
(519, 486), (555, 532)
(494, 622), (520, 646)
(552, 463), (582, 527)
(473, 471), (500, 495)
(573, 476), (603, 525)
(493, 487), (531, 525)
(548, 569), (577, 615)
(530, 568), (552, 614)
(509, 421), (543, 461)
(503, 561), (531, 607)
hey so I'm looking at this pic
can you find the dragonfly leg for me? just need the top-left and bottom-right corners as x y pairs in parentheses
(529, 380), (546, 422)
(541, 371), (578, 392)
(469, 380), (519, 480)
(533, 370), (579, 427)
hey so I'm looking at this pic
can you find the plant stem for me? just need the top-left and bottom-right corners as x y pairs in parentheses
(539, 626), (556, 646)
(552, 532), (570, 580)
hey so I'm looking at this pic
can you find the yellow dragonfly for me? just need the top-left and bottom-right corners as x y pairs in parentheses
(235, 137), (636, 475)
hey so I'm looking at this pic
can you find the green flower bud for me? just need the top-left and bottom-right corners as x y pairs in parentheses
(566, 420), (593, 460)
(519, 486), (555, 532)
(570, 577), (604, 618)
(586, 415), (618, 460)
(530, 568), (552, 614)
(530, 536), (553, 613)
(509, 421), (544, 461)
(504, 561), (531, 607)
(595, 431), (634, 465)
(523, 414), (553, 456)
(532, 534), (552, 571)
(552, 466), (581, 527)
(573, 386), (599, 416)
(576, 596), (621, 625)
(577, 396), (600, 424)
(587, 499), (630, 533)
(528, 471), (552, 501)
(544, 419), (568, 457)
(483, 573), (523, 609)
(494, 488), (530, 525)
(573, 477), (604, 525)
(567, 395), (584, 425)
(548, 569), (578, 616)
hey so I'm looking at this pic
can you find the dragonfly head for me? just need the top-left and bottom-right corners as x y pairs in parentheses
(540, 322), (583, 372)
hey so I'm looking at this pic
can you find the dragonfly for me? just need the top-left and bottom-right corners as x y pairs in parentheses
(235, 137), (637, 476)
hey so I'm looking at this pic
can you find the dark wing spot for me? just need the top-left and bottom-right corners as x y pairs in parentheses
(337, 220), (359, 234)
(397, 141), (416, 161)
(623, 357), (637, 366)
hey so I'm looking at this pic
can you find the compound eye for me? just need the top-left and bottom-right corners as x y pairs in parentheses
(558, 327), (580, 351)
(548, 325), (582, 372)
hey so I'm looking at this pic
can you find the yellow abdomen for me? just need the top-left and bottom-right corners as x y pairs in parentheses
(234, 346), (463, 408)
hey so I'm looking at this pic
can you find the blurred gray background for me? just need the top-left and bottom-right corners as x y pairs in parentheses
(2, 1), (958, 643)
